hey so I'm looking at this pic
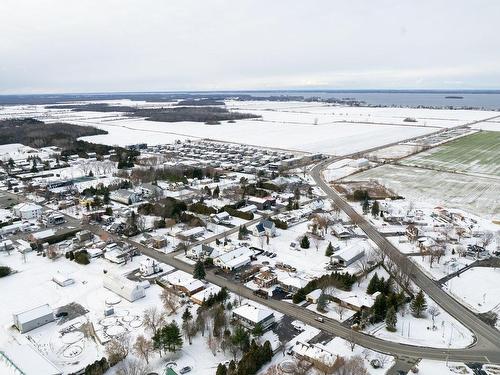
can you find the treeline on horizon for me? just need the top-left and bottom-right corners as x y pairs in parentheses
(0, 118), (138, 161)
(46, 103), (261, 123)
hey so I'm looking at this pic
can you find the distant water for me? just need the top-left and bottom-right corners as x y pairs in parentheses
(2, 90), (500, 110)
(213, 90), (500, 110)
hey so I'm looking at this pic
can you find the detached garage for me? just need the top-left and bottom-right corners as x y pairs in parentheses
(13, 304), (54, 333)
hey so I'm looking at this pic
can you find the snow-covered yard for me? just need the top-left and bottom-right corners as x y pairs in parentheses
(444, 267), (500, 314)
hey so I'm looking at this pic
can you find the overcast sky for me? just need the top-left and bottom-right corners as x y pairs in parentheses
(1, 0), (499, 94)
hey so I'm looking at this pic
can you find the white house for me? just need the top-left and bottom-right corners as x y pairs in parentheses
(140, 258), (161, 276)
(213, 247), (254, 271)
(233, 304), (275, 330)
(13, 203), (43, 220)
(330, 245), (365, 267)
(177, 226), (205, 241)
(103, 272), (146, 302)
(110, 189), (141, 205)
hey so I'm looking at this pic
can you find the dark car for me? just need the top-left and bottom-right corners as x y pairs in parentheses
(179, 367), (192, 374)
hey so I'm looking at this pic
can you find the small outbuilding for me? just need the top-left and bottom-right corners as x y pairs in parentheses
(13, 304), (54, 333)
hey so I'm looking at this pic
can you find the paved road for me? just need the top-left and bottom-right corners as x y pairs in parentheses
(310, 158), (500, 362)
(81, 220), (500, 364)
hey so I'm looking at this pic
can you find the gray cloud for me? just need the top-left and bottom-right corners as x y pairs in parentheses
(1, 0), (499, 93)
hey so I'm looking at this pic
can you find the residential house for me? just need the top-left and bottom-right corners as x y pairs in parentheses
(253, 219), (276, 237)
(330, 245), (365, 267)
(406, 224), (419, 242)
(13, 202), (43, 220)
(254, 269), (278, 288)
(103, 272), (146, 302)
(232, 304), (275, 330)
(177, 226), (205, 242)
(190, 284), (221, 305)
(163, 270), (205, 296)
(247, 196), (276, 210)
(306, 289), (322, 304)
(213, 246), (254, 272)
(331, 224), (351, 240)
(110, 189), (141, 205)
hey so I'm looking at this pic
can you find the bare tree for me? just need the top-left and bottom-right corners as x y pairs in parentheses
(160, 288), (180, 315)
(313, 214), (329, 237)
(337, 355), (369, 375)
(261, 364), (280, 375)
(311, 235), (322, 252)
(106, 333), (131, 366)
(376, 353), (391, 369)
(143, 306), (165, 335)
(346, 331), (356, 352)
(428, 305), (441, 329)
(481, 231), (494, 248)
(136, 215), (147, 233)
(258, 234), (265, 250)
(116, 358), (151, 375)
(334, 304), (347, 321)
(133, 335), (154, 365)
(207, 330), (218, 356)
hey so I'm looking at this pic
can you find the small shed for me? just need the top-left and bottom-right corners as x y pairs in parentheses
(52, 273), (75, 287)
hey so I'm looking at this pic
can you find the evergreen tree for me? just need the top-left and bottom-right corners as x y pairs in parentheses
(317, 292), (328, 312)
(103, 191), (110, 204)
(372, 293), (387, 322)
(387, 292), (399, 311)
(366, 273), (380, 295)
(371, 200), (380, 217)
(213, 185), (220, 199)
(193, 260), (206, 279)
(252, 323), (264, 339)
(231, 326), (250, 353)
(261, 340), (273, 362)
(216, 364), (227, 375)
(300, 235), (310, 249)
(385, 306), (397, 332)
(153, 322), (183, 353)
(362, 198), (370, 215)
(294, 187), (301, 201)
(325, 241), (334, 257)
(410, 290), (427, 318)
(182, 307), (193, 324)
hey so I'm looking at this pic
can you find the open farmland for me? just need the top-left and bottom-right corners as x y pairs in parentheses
(401, 131), (500, 177)
(344, 164), (500, 218)
(16, 100), (496, 156)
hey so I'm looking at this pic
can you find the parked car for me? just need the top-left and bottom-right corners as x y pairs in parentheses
(180, 366), (192, 374)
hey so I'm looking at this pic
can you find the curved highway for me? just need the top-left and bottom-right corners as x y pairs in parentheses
(309, 157), (500, 363)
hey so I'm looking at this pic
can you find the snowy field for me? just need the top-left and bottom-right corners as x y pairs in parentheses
(444, 267), (500, 314)
(77, 116), (435, 155)
(416, 360), (472, 375)
(345, 164), (500, 219)
(322, 158), (368, 182)
(3, 100), (498, 156)
(471, 119), (500, 132)
(364, 290), (474, 349)
(366, 144), (423, 160)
